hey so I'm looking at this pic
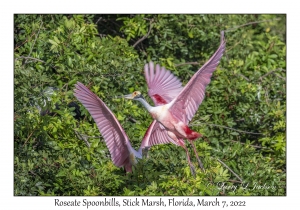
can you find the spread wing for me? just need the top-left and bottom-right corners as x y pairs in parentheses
(144, 61), (183, 106)
(169, 31), (226, 123)
(143, 61), (184, 146)
(74, 82), (131, 168)
(140, 120), (180, 150)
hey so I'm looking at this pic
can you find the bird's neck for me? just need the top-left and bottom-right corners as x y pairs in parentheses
(136, 97), (153, 112)
(129, 147), (142, 162)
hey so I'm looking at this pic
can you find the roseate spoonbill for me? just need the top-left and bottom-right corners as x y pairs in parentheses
(74, 82), (177, 172)
(123, 61), (203, 175)
(123, 31), (226, 175)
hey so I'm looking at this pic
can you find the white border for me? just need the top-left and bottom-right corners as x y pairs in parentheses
(2, 0), (296, 209)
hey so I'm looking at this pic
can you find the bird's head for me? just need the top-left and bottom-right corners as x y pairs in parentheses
(123, 91), (143, 100)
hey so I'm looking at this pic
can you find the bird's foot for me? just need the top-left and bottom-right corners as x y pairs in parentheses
(196, 157), (205, 172)
(190, 164), (196, 177)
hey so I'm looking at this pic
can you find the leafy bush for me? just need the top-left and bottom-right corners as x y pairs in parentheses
(14, 14), (286, 196)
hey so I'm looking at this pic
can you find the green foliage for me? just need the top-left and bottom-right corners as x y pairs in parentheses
(14, 14), (285, 196)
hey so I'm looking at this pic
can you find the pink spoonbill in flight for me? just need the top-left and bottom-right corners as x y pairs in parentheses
(74, 82), (180, 172)
(123, 31), (226, 175)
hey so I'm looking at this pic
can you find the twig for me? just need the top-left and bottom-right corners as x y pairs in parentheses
(27, 20), (43, 61)
(23, 129), (36, 146)
(236, 118), (245, 122)
(175, 62), (200, 67)
(143, 18), (153, 21)
(29, 170), (38, 176)
(231, 140), (267, 149)
(190, 122), (264, 135)
(14, 32), (36, 51)
(74, 130), (106, 148)
(216, 158), (243, 183)
(225, 18), (281, 32)
(16, 56), (45, 63)
(133, 19), (154, 48)
(237, 73), (250, 81)
(226, 40), (242, 52)
(274, 73), (286, 81)
(127, 116), (137, 123)
(259, 68), (286, 81)
(97, 33), (107, 38)
(74, 130), (91, 148)
(264, 87), (270, 105)
(15, 56), (56, 69)
(95, 16), (102, 24)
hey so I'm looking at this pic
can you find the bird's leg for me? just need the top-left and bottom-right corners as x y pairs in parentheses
(167, 131), (196, 176)
(178, 141), (196, 177)
(188, 140), (205, 172)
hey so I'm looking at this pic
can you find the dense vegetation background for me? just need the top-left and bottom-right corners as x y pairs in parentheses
(14, 14), (286, 196)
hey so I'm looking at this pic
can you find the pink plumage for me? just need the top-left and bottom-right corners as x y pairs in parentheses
(125, 31), (226, 175)
(169, 31), (226, 124)
(145, 62), (183, 106)
(74, 82), (177, 172)
(74, 82), (130, 168)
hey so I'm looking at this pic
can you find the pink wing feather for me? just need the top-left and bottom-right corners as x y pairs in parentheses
(74, 82), (131, 168)
(144, 61), (183, 106)
(74, 82), (178, 170)
(169, 31), (226, 123)
(143, 61), (184, 146)
(141, 120), (180, 149)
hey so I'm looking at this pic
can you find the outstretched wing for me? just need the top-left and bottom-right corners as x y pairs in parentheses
(74, 82), (130, 168)
(143, 61), (184, 146)
(144, 61), (183, 106)
(140, 120), (180, 150)
(169, 31), (226, 123)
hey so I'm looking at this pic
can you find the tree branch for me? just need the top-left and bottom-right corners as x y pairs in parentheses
(225, 18), (281, 32)
(23, 128), (37, 146)
(190, 122), (264, 135)
(15, 56), (56, 69)
(259, 68), (286, 81)
(14, 32), (36, 51)
(16, 56), (45, 63)
(237, 73), (250, 81)
(95, 16), (102, 24)
(74, 130), (91, 148)
(74, 130), (105, 148)
(133, 19), (154, 48)
(231, 140), (267, 149)
(216, 158), (243, 183)
(226, 40), (242, 52)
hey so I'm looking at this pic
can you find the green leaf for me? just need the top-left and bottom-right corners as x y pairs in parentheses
(49, 39), (58, 46)
(53, 36), (60, 44)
